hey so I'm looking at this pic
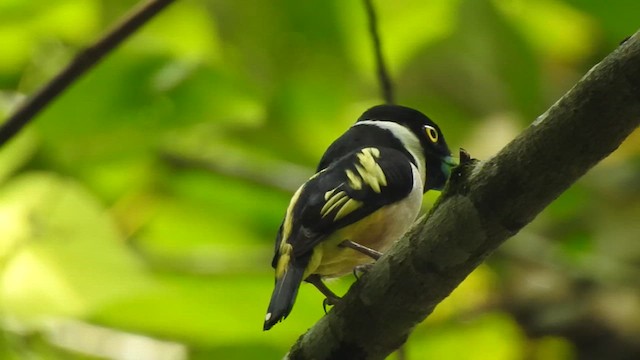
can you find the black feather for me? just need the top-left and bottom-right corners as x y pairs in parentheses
(263, 262), (305, 331)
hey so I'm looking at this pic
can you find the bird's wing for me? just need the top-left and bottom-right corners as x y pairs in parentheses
(277, 147), (418, 259)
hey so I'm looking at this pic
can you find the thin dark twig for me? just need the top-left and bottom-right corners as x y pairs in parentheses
(363, 0), (394, 104)
(0, 0), (177, 147)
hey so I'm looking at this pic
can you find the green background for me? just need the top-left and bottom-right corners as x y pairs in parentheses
(0, 0), (638, 359)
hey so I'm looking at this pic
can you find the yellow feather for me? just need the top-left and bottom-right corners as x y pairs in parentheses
(354, 148), (387, 193)
(276, 243), (293, 278)
(321, 193), (349, 218)
(303, 246), (323, 278)
(321, 190), (345, 216)
(345, 169), (362, 190)
(324, 188), (337, 201)
(355, 164), (381, 193)
(282, 185), (304, 242)
(361, 147), (380, 159)
(334, 198), (363, 220)
(375, 164), (387, 187)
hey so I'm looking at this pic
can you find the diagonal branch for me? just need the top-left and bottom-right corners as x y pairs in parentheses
(363, 0), (395, 104)
(288, 30), (640, 359)
(0, 0), (176, 147)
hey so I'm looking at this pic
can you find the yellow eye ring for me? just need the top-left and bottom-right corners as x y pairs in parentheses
(425, 125), (439, 143)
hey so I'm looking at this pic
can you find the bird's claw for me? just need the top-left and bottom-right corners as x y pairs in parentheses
(353, 263), (374, 280)
(322, 296), (341, 314)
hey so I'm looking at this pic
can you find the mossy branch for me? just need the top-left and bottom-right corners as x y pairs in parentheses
(288, 30), (640, 359)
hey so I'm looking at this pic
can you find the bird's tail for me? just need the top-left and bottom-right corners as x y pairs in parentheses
(263, 263), (305, 331)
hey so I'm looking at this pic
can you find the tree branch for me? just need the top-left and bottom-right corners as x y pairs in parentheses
(160, 150), (312, 194)
(0, 0), (176, 147)
(363, 0), (394, 104)
(288, 30), (640, 359)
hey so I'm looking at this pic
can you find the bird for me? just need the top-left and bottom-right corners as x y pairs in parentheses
(263, 104), (456, 331)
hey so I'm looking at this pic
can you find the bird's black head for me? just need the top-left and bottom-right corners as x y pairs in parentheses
(357, 104), (456, 191)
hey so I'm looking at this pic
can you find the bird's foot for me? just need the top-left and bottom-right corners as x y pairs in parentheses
(306, 274), (342, 314)
(322, 295), (342, 314)
(353, 263), (374, 280)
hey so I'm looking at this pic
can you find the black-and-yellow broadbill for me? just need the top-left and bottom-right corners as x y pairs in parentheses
(264, 104), (456, 330)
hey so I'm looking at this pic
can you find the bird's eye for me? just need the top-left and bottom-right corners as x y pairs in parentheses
(425, 125), (439, 143)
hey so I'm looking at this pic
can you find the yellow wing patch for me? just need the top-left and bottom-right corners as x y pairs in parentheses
(345, 169), (362, 190)
(321, 189), (363, 221)
(321, 190), (349, 216)
(354, 147), (387, 193)
(282, 185), (304, 243)
(276, 243), (293, 278)
(319, 148), (386, 222)
(334, 198), (362, 220)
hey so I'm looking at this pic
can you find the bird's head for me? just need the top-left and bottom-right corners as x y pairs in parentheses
(357, 104), (457, 191)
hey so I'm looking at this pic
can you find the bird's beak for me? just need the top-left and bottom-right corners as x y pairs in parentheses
(439, 155), (458, 183)
(443, 155), (458, 168)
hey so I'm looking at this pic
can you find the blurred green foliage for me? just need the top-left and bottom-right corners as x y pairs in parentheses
(0, 0), (638, 359)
